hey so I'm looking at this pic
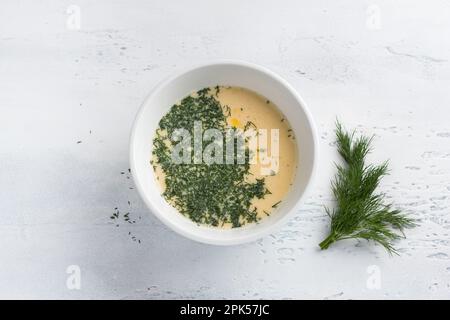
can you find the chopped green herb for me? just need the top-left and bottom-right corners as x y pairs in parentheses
(244, 121), (257, 131)
(272, 201), (281, 208)
(152, 87), (270, 227)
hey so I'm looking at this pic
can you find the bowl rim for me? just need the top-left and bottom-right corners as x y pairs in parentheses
(129, 59), (319, 245)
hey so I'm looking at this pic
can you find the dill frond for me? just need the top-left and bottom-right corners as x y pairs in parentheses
(319, 121), (416, 255)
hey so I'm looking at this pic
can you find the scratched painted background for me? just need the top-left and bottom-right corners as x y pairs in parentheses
(1, 0), (449, 299)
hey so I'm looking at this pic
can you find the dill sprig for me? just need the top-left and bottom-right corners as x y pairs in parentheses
(319, 121), (416, 254)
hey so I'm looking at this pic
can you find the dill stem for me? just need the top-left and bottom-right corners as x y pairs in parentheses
(319, 233), (338, 250)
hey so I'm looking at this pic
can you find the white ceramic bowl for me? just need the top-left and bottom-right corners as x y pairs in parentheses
(130, 60), (318, 245)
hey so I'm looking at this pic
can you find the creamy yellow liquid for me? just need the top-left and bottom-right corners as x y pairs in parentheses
(153, 86), (297, 227)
